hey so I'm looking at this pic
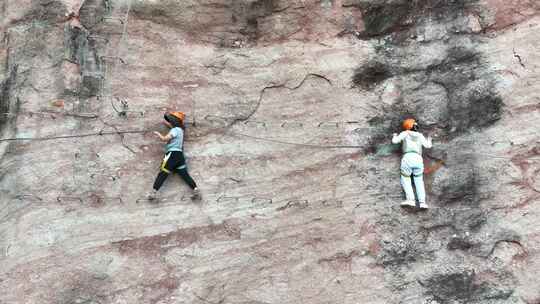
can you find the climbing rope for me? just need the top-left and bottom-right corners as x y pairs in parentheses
(0, 129), (361, 149)
(0, 130), (150, 142)
(1, 129), (538, 160)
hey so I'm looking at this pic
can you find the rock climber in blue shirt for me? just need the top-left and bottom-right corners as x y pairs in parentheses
(148, 111), (200, 200)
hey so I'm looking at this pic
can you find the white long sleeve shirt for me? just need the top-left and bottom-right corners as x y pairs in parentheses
(392, 131), (432, 155)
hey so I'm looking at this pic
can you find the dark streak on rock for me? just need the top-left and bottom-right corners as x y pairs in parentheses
(112, 221), (241, 256)
(422, 270), (514, 303)
(79, 0), (112, 30)
(352, 61), (392, 89)
(0, 66), (17, 130)
(351, 0), (475, 38)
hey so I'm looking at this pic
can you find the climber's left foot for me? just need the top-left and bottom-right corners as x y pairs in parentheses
(146, 189), (158, 201)
(400, 200), (416, 208)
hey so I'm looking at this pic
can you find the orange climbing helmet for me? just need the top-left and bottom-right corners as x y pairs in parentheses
(164, 111), (185, 128)
(170, 111), (185, 123)
(402, 118), (417, 131)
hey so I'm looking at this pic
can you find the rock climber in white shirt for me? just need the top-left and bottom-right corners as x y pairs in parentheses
(392, 118), (433, 209)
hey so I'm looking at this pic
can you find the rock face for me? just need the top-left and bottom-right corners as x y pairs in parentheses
(1, 0), (539, 303)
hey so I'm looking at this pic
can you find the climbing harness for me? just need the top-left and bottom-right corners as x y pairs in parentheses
(160, 153), (172, 174)
(400, 172), (423, 177)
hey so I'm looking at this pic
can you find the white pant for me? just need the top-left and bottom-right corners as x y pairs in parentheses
(400, 153), (426, 203)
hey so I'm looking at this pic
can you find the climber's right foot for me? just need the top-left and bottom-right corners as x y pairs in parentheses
(191, 187), (201, 200)
(419, 202), (429, 210)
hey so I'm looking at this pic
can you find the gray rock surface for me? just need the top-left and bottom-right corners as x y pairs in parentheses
(0, 0), (539, 303)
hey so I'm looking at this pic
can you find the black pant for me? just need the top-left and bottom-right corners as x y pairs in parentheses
(153, 151), (197, 190)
